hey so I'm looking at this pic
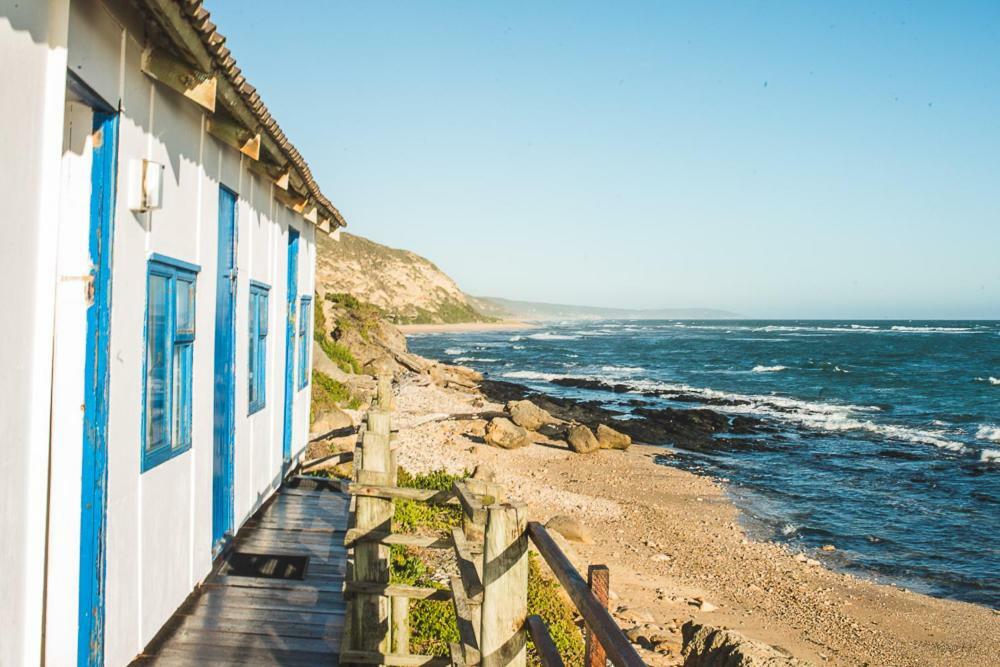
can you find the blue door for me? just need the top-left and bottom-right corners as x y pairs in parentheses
(78, 110), (119, 667)
(212, 186), (238, 549)
(282, 227), (300, 462)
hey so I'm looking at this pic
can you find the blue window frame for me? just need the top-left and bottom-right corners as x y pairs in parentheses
(142, 254), (199, 471)
(297, 295), (311, 390)
(249, 281), (270, 414)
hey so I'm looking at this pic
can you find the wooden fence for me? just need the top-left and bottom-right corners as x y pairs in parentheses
(336, 379), (645, 667)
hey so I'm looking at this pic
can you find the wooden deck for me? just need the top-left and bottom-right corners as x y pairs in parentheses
(133, 477), (349, 666)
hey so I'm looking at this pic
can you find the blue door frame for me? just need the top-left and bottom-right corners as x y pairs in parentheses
(282, 227), (300, 462)
(78, 109), (119, 667)
(212, 186), (238, 550)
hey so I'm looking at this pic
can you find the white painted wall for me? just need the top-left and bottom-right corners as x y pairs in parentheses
(0, 1), (71, 664)
(29, 1), (321, 664)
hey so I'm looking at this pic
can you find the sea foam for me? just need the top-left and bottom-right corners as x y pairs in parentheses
(752, 365), (787, 373)
(981, 449), (1000, 463)
(975, 425), (1000, 443)
(527, 332), (581, 341)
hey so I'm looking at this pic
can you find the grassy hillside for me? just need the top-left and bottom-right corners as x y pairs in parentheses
(316, 232), (494, 324)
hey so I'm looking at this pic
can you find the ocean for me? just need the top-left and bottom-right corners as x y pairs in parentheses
(407, 320), (1000, 608)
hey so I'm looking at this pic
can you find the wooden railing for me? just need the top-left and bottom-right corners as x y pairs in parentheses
(338, 379), (645, 667)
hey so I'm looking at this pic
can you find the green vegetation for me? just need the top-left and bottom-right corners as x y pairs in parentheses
(387, 468), (584, 664)
(391, 297), (498, 325)
(527, 554), (585, 665)
(391, 468), (469, 656)
(320, 338), (362, 374)
(394, 468), (466, 537)
(326, 292), (384, 343)
(313, 296), (362, 374)
(310, 370), (360, 423)
(390, 546), (458, 656)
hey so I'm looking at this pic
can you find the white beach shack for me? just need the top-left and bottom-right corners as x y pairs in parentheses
(0, 1), (346, 664)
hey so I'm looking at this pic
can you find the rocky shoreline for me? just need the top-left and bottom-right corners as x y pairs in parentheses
(378, 372), (999, 666)
(308, 299), (999, 665)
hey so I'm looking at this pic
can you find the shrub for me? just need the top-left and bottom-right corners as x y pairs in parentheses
(385, 468), (584, 664)
(393, 468), (468, 534)
(318, 337), (362, 374)
(310, 370), (359, 423)
(527, 554), (585, 665)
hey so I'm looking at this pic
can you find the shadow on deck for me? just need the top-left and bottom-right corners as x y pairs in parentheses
(132, 477), (349, 666)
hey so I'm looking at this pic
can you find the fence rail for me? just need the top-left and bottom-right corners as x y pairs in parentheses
(338, 377), (644, 667)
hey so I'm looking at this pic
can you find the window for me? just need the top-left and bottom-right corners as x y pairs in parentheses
(143, 254), (199, 471)
(249, 281), (270, 414)
(297, 295), (312, 390)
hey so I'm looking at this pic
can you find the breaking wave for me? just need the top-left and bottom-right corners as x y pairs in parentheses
(976, 425), (1000, 443)
(527, 332), (582, 341)
(752, 365), (787, 373)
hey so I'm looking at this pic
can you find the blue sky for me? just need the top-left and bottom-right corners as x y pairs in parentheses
(209, 1), (1000, 318)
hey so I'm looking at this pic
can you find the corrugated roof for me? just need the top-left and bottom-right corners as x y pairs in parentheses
(143, 0), (346, 229)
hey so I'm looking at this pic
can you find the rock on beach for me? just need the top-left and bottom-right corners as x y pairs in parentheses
(597, 423), (632, 450)
(484, 417), (531, 449)
(506, 399), (554, 431)
(567, 424), (600, 453)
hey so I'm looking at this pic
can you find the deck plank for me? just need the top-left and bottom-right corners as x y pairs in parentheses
(131, 481), (349, 665)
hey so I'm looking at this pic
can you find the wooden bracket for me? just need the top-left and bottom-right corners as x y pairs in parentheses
(273, 186), (306, 212)
(247, 159), (291, 189)
(318, 217), (332, 233)
(141, 46), (216, 112)
(303, 203), (319, 224)
(206, 117), (260, 161)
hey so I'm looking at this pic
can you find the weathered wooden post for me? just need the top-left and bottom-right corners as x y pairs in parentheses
(350, 426), (393, 657)
(585, 565), (610, 667)
(480, 503), (529, 667)
(377, 373), (394, 410)
(391, 596), (410, 655)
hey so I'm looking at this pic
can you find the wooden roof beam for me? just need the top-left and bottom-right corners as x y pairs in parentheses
(140, 46), (216, 112)
(207, 117), (260, 161)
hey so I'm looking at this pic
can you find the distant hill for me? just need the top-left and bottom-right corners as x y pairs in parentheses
(315, 232), (737, 324)
(469, 296), (740, 321)
(316, 232), (494, 324)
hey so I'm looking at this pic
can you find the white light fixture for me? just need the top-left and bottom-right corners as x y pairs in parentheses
(128, 159), (165, 211)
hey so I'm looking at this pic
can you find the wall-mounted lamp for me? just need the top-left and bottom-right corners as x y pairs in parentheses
(128, 159), (165, 212)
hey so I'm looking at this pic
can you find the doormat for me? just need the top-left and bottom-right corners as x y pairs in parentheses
(222, 552), (310, 581)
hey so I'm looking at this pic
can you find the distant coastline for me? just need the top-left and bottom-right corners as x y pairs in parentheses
(397, 320), (538, 334)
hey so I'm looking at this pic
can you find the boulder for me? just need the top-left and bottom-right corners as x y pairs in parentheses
(681, 621), (811, 666)
(567, 424), (600, 454)
(506, 400), (554, 431)
(545, 515), (593, 544)
(484, 418), (531, 449)
(597, 423), (632, 450)
(363, 354), (397, 377)
(310, 404), (353, 438)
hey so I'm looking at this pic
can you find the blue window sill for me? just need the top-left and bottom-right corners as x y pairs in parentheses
(249, 401), (266, 416)
(141, 442), (192, 473)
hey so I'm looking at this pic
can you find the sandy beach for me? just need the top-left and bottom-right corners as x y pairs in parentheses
(388, 375), (1000, 666)
(397, 321), (538, 334)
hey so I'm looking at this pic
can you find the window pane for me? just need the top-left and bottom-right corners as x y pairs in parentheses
(146, 273), (170, 452)
(172, 343), (193, 449)
(176, 278), (195, 335)
(258, 293), (268, 336)
(248, 293), (258, 408)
